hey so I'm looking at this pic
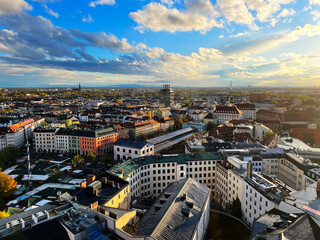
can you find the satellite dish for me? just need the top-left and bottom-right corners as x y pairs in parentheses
(57, 191), (62, 196)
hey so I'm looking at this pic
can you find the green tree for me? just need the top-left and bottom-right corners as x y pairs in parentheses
(206, 121), (217, 131)
(72, 154), (84, 166)
(86, 152), (96, 161)
(48, 168), (65, 182)
(99, 153), (116, 167)
(226, 197), (242, 219)
(0, 147), (20, 169)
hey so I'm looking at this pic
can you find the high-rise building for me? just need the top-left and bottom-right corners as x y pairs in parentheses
(159, 84), (174, 108)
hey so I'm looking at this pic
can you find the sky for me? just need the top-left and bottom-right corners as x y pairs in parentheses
(0, 0), (320, 88)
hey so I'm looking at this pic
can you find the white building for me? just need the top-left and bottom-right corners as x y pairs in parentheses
(34, 128), (58, 153)
(254, 123), (273, 142)
(235, 103), (256, 120)
(213, 105), (243, 124)
(108, 152), (223, 199)
(0, 117), (44, 149)
(113, 139), (154, 161)
(55, 132), (69, 154)
(241, 173), (280, 226)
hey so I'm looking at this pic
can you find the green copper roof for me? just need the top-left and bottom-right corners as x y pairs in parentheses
(107, 152), (223, 180)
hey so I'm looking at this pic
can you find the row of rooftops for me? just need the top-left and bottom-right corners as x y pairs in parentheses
(34, 126), (117, 138)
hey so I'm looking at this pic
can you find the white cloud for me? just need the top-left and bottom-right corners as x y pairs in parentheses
(278, 8), (296, 18)
(311, 10), (320, 22)
(310, 0), (320, 5)
(217, 0), (295, 29)
(82, 14), (93, 23)
(218, 34), (224, 38)
(129, 0), (222, 34)
(230, 32), (249, 38)
(0, 0), (32, 15)
(43, 4), (59, 18)
(217, 0), (257, 29)
(89, 0), (115, 7)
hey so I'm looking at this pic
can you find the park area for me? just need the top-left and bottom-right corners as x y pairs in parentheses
(206, 211), (250, 240)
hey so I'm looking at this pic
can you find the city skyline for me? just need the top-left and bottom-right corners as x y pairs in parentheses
(0, 0), (320, 87)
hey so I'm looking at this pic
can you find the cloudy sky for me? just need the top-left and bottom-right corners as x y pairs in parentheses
(0, 0), (320, 87)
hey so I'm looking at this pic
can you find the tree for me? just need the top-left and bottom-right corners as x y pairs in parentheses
(72, 154), (84, 166)
(99, 153), (116, 167)
(0, 172), (17, 206)
(41, 121), (47, 126)
(48, 168), (65, 182)
(226, 197), (242, 219)
(263, 131), (275, 143)
(117, 99), (123, 104)
(206, 121), (216, 131)
(0, 210), (9, 219)
(0, 147), (20, 169)
(87, 152), (96, 161)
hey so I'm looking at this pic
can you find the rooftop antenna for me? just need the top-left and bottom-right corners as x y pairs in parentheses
(24, 127), (32, 190)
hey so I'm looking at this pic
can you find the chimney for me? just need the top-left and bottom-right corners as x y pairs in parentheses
(87, 174), (95, 185)
(246, 161), (252, 178)
(101, 177), (108, 184)
(181, 192), (187, 201)
(108, 181), (114, 187)
(117, 183), (120, 189)
(80, 181), (87, 188)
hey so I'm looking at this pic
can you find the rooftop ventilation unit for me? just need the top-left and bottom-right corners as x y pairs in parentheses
(181, 208), (191, 217)
(154, 204), (162, 211)
(160, 198), (166, 204)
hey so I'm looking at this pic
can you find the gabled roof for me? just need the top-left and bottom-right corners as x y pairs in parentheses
(138, 178), (210, 240)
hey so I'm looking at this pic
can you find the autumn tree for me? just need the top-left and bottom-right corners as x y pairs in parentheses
(72, 154), (84, 166)
(0, 210), (9, 219)
(263, 131), (275, 143)
(0, 172), (17, 206)
(86, 152), (96, 161)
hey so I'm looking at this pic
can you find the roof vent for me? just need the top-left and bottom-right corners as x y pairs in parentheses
(164, 192), (172, 198)
(155, 204), (162, 211)
(182, 208), (191, 217)
(181, 192), (187, 201)
(186, 201), (194, 208)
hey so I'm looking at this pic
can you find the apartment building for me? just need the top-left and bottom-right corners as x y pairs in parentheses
(277, 153), (315, 190)
(213, 105), (243, 124)
(241, 173), (281, 226)
(158, 117), (174, 132)
(215, 156), (286, 226)
(113, 138), (154, 161)
(122, 120), (160, 140)
(108, 152), (223, 199)
(235, 103), (256, 120)
(0, 117), (44, 149)
(34, 128), (57, 153)
(34, 127), (118, 156)
(215, 156), (249, 208)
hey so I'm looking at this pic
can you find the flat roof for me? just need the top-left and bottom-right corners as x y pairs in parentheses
(148, 127), (196, 145)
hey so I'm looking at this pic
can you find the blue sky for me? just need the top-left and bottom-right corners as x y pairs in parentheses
(0, 0), (320, 87)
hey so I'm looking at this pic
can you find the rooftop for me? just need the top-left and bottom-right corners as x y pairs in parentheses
(108, 152), (223, 180)
(138, 178), (210, 240)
